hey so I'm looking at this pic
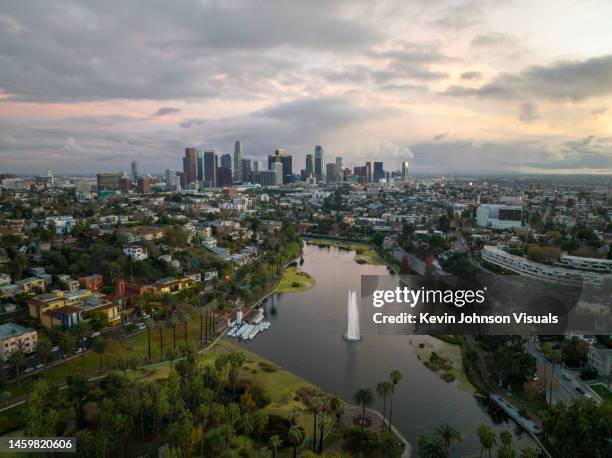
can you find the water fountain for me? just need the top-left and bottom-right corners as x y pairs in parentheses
(344, 289), (361, 342)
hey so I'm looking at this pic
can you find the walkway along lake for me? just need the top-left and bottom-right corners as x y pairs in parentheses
(235, 244), (535, 456)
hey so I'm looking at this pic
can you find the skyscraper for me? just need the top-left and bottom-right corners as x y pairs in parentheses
(233, 141), (243, 182)
(183, 148), (197, 185)
(165, 169), (178, 191)
(374, 161), (384, 182)
(241, 159), (252, 182)
(203, 150), (218, 187)
(196, 150), (205, 182)
(137, 176), (153, 193)
(326, 163), (336, 183)
(305, 154), (313, 179)
(401, 160), (409, 179)
(365, 162), (372, 183)
(335, 156), (343, 182)
(273, 162), (283, 186)
(314, 145), (324, 182)
(220, 153), (232, 169)
(131, 160), (139, 182)
(268, 149), (293, 184)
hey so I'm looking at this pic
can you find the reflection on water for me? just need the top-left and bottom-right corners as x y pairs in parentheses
(236, 244), (534, 455)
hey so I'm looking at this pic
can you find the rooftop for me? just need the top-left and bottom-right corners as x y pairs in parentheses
(0, 323), (34, 339)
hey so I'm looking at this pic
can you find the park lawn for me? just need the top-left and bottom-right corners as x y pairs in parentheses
(276, 266), (316, 293)
(591, 383), (612, 402)
(306, 239), (384, 265)
(0, 315), (216, 406)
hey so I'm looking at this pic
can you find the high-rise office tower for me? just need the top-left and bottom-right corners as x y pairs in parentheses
(220, 153), (232, 169)
(137, 176), (153, 194)
(196, 150), (205, 182)
(97, 172), (122, 190)
(365, 162), (372, 183)
(241, 159), (252, 182)
(335, 156), (343, 182)
(233, 141), (243, 182)
(131, 161), (139, 183)
(252, 160), (261, 173)
(326, 163), (336, 183)
(268, 149), (292, 184)
(183, 148), (198, 185)
(165, 169), (177, 191)
(203, 150), (218, 187)
(217, 167), (232, 187)
(273, 162), (283, 186)
(401, 160), (409, 179)
(314, 145), (324, 181)
(305, 154), (314, 179)
(374, 161), (384, 182)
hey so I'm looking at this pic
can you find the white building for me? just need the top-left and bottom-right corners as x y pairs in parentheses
(45, 216), (77, 234)
(588, 346), (612, 378)
(481, 245), (609, 287)
(123, 246), (149, 261)
(476, 204), (522, 230)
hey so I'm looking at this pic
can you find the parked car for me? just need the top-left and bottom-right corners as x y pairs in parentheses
(562, 373), (572, 381)
(575, 386), (585, 395)
(51, 346), (60, 352)
(91, 331), (101, 338)
(74, 347), (84, 354)
(35, 363), (44, 369)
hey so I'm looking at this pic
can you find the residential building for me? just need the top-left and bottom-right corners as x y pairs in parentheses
(476, 204), (522, 229)
(123, 246), (149, 261)
(0, 323), (37, 361)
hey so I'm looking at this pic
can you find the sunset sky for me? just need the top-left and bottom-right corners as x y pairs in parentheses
(1, 0), (612, 174)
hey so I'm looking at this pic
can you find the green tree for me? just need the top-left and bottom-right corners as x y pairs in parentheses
(477, 424), (496, 458)
(268, 434), (282, 458)
(92, 336), (107, 370)
(7, 349), (26, 378)
(288, 425), (304, 458)
(418, 433), (448, 458)
(376, 380), (393, 431)
(66, 374), (90, 427)
(387, 369), (403, 432)
(435, 423), (462, 452)
(352, 388), (374, 432)
(36, 339), (53, 365)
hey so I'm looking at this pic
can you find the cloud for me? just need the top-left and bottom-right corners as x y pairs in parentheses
(591, 107), (608, 117)
(519, 101), (539, 123)
(460, 71), (482, 81)
(444, 54), (612, 101)
(152, 107), (181, 117)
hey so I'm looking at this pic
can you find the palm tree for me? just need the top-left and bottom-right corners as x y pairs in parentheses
(388, 369), (403, 432)
(197, 307), (206, 345)
(241, 412), (253, 448)
(328, 396), (345, 429)
(92, 336), (107, 371)
(35, 339), (53, 365)
(145, 323), (152, 362)
(287, 425), (304, 458)
(167, 347), (178, 372)
(268, 435), (282, 458)
(71, 321), (90, 358)
(376, 381), (393, 431)
(418, 433), (448, 458)
(477, 424), (496, 458)
(352, 387), (374, 432)
(435, 423), (462, 453)
(168, 317), (178, 349)
(310, 396), (322, 452)
(156, 321), (165, 359)
(519, 446), (538, 458)
(7, 349), (26, 378)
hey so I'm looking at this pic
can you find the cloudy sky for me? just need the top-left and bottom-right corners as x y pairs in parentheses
(1, 0), (612, 175)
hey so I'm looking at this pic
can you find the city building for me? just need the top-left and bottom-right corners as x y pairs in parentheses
(273, 162), (283, 186)
(96, 173), (122, 190)
(401, 160), (409, 179)
(335, 156), (343, 182)
(220, 153), (232, 169)
(131, 160), (139, 182)
(0, 323), (37, 361)
(365, 162), (372, 183)
(588, 346), (612, 378)
(233, 141), (243, 182)
(182, 147), (198, 185)
(122, 246), (149, 261)
(326, 163), (336, 183)
(476, 204), (522, 229)
(78, 274), (103, 291)
(241, 158), (252, 183)
(203, 150), (218, 187)
(137, 176), (153, 193)
(374, 161), (384, 182)
(165, 169), (179, 191)
(268, 149), (293, 184)
(118, 176), (132, 192)
(217, 167), (232, 187)
(45, 215), (76, 234)
(314, 145), (324, 182)
(305, 154), (314, 180)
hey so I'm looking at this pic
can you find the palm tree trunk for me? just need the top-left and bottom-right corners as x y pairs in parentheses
(381, 397), (387, 431)
(312, 412), (317, 452)
(184, 321), (187, 341)
(199, 316), (203, 344)
(361, 404), (365, 431)
(388, 389), (394, 432)
(480, 446), (484, 458)
(147, 328), (151, 362)
(173, 326), (176, 349)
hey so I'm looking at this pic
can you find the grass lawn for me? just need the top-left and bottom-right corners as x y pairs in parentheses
(0, 315), (217, 407)
(590, 383), (612, 402)
(276, 266), (316, 293)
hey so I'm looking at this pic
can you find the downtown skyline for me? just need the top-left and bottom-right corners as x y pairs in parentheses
(1, 0), (612, 175)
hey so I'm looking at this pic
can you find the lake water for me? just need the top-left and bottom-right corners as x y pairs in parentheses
(236, 244), (534, 456)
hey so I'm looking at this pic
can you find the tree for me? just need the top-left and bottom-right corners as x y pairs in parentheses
(253, 409), (269, 441)
(240, 412), (254, 448)
(435, 423), (462, 452)
(92, 336), (107, 370)
(288, 425), (304, 458)
(36, 339), (53, 365)
(167, 347), (178, 372)
(89, 311), (109, 331)
(268, 435), (282, 458)
(59, 332), (76, 357)
(519, 447), (538, 458)
(388, 369), (403, 432)
(71, 321), (91, 358)
(7, 349), (26, 378)
(376, 381), (392, 431)
(352, 388), (374, 432)
(66, 375), (90, 427)
(477, 424), (496, 458)
(309, 396), (323, 451)
(418, 433), (448, 458)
